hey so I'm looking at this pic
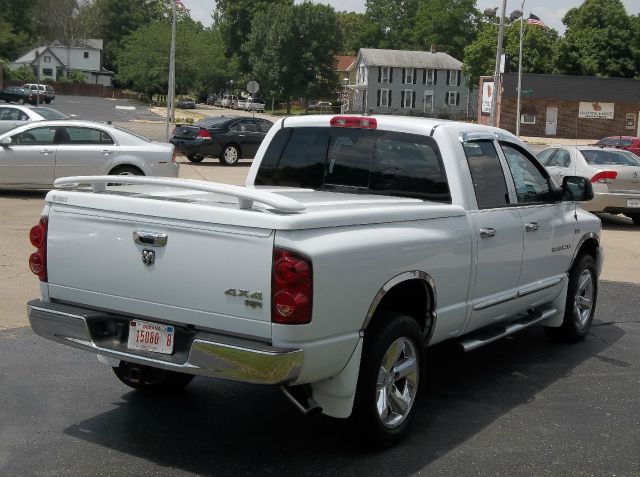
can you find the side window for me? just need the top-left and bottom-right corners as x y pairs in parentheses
(228, 122), (240, 132)
(58, 127), (114, 145)
(553, 149), (571, 168)
(239, 120), (258, 132)
(256, 120), (272, 133)
(463, 140), (510, 209)
(254, 128), (292, 185)
(536, 148), (557, 166)
(11, 126), (55, 145)
(0, 107), (14, 121)
(500, 143), (551, 203)
(0, 107), (26, 121)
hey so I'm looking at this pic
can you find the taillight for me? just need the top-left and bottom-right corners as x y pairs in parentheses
(330, 116), (377, 129)
(272, 248), (312, 324)
(197, 128), (212, 139)
(28, 217), (48, 281)
(171, 149), (177, 163)
(591, 171), (617, 184)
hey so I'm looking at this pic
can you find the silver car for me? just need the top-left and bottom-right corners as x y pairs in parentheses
(538, 145), (640, 225)
(0, 120), (178, 189)
(0, 105), (69, 135)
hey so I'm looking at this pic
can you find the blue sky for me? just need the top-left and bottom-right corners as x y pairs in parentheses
(181, 0), (639, 35)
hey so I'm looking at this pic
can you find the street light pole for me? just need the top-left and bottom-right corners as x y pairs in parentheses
(515, 0), (526, 137)
(490, 0), (507, 127)
(165, 0), (177, 141)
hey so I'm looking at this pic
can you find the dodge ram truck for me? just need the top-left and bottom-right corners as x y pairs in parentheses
(27, 115), (602, 446)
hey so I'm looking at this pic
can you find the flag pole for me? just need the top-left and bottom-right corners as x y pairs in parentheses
(490, 0), (507, 127)
(516, 0), (525, 137)
(165, 0), (177, 141)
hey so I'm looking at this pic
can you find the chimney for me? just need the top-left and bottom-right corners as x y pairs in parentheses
(430, 44), (437, 53)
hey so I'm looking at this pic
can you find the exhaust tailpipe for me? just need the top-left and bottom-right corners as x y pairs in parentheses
(281, 385), (322, 417)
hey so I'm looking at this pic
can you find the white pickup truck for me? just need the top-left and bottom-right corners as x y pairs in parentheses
(27, 115), (602, 446)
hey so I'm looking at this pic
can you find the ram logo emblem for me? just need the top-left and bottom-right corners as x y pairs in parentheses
(141, 249), (155, 266)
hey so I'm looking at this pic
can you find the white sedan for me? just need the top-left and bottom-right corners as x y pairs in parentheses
(0, 120), (178, 189)
(0, 104), (69, 135)
(538, 145), (640, 225)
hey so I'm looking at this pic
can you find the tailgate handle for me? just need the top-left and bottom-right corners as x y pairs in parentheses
(133, 230), (168, 247)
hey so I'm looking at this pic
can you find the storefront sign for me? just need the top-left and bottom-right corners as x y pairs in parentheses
(626, 113), (636, 130)
(578, 101), (614, 119)
(481, 81), (494, 115)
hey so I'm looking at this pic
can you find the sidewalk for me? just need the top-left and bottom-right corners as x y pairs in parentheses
(521, 135), (597, 146)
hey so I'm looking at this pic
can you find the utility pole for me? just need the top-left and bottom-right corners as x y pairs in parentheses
(165, 0), (177, 141)
(515, 0), (526, 136)
(490, 0), (507, 127)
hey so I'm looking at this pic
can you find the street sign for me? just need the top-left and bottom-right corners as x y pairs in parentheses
(247, 81), (259, 94)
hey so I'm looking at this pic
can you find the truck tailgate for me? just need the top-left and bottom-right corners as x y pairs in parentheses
(46, 204), (274, 339)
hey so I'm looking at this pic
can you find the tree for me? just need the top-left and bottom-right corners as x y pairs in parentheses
(213, 0), (294, 68)
(244, 2), (342, 112)
(555, 0), (637, 77)
(115, 20), (227, 98)
(411, 0), (479, 60)
(32, 0), (99, 45)
(94, 0), (190, 71)
(360, 0), (418, 49)
(463, 20), (559, 87)
(336, 11), (366, 55)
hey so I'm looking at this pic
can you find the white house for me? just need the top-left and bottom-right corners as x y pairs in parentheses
(11, 39), (113, 86)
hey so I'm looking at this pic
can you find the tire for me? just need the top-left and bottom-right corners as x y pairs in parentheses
(546, 254), (598, 342)
(187, 153), (205, 163)
(19, 98), (25, 105)
(352, 313), (424, 447)
(109, 165), (144, 176)
(219, 144), (240, 166)
(45, 100), (51, 104)
(113, 361), (194, 393)
(629, 215), (640, 226)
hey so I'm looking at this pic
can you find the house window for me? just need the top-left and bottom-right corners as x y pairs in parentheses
(447, 70), (460, 86)
(84, 51), (89, 59)
(403, 68), (414, 84)
(378, 88), (390, 107)
(42, 68), (53, 76)
(446, 91), (459, 106)
(357, 64), (366, 84)
(44, 56), (51, 63)
(402, 90), (415, 108)
(520, 114), (536, 124)
(424, 69), (434, 85)
(381, 67), (391, 83)
(424, 90), (434, 113)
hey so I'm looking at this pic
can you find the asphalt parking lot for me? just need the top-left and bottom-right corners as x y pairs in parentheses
(0, 96), (639, 475)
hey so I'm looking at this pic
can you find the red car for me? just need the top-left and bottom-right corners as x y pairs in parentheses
(595, 136), (640, 157)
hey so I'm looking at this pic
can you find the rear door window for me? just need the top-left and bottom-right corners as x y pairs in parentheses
(463, 140), (510, 209)
(11, 126), (56, 145)
(255, 127), (450, 201)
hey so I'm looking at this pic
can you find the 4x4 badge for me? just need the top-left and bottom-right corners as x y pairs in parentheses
(225, 289), (263, 309)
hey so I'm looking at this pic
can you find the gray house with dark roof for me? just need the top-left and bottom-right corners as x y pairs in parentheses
(345, 48), (474, 118)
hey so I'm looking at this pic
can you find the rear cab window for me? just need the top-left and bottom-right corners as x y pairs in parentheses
(255, 127), (451, 202)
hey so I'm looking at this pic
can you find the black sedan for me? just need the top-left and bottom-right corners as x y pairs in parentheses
(170, 116), (273, 165)
(0, 87), (37, 105)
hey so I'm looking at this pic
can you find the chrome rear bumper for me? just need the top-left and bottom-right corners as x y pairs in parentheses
(27, 299), (303, 385)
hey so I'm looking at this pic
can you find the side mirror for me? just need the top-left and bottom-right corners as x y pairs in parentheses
(562, 176), (594, 202)
(0, 137), (11, 147)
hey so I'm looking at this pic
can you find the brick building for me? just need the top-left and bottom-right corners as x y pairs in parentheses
(494, 73), (640, 139)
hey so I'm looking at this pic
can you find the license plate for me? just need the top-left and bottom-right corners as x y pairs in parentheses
(627, 199), (640, 208)
(127, 319), (175, 354)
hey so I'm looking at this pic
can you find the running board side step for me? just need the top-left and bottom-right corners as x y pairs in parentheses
(459, 308), (558, 352)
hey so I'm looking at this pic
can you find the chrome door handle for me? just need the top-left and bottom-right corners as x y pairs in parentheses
(101, 149), (113, 155)
(40, 149), (52, 155)
(133, 230), (168, 247)
(525, 222), (540, 232)
(479, 227), (496, 239)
